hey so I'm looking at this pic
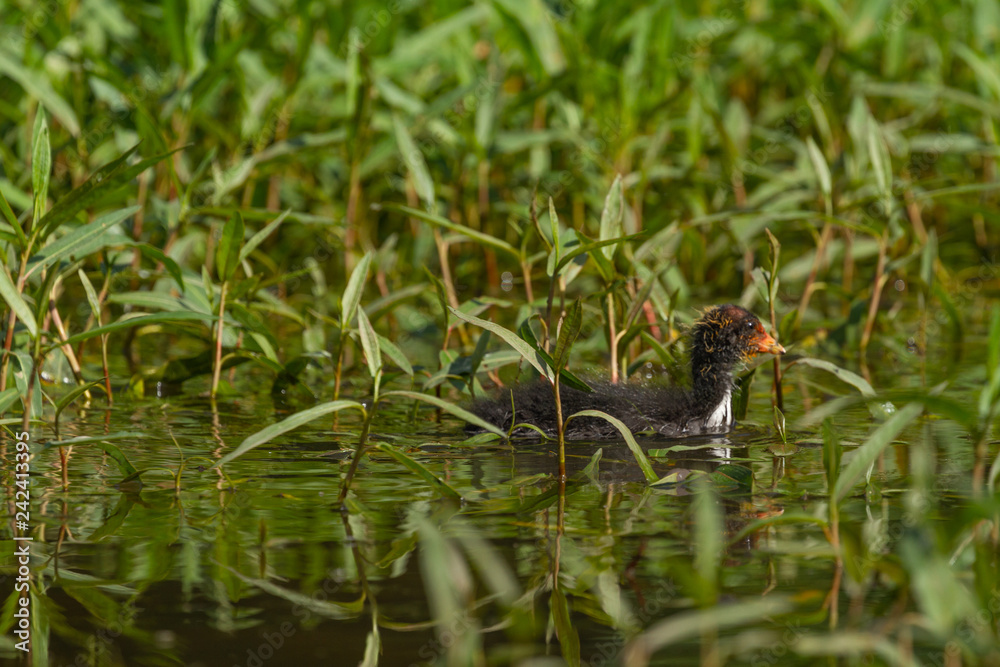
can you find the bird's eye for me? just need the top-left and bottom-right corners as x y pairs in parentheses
(746, 320), (755, 327)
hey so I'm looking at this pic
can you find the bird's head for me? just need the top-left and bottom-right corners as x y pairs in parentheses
(691, 304), (786, 370)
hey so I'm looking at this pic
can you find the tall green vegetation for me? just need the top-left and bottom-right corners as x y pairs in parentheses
(1, 0), (999, 664)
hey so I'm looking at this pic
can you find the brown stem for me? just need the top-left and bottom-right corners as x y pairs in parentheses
(521, 257), (535, 306)
(47, 301), (87, 388)
(903, 188), (927, 244)
(860, 233), (889, 356)
(211, 281), (228, 398)
(795, 222), (832, 331)
(554, 378), (565, 482)
(842, 228), (855, 316)
(608, 293), (618, 384)
(0, 253), (30, 395)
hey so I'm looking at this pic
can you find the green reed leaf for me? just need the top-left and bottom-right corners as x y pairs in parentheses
(341, 252), (373, 330)
(552, 298), (582, 374)
(393, 114), (435, 210)
(598, 174), (624, 261)
(551, 585), (581, 667)
(31, 109), (50, 222)
(356, 307), (382, 378)
(54, 380), (106, 421)
(26, 206), (141, 279)
(0, 51), (81, 135)
(38, 145), (184, 239)
(214, 400), (366, 467)
(565, 409), (657, 482)
(0, 187), (27, 250)
(381, 389), (507, 437)
(374, 443), (462, 500)
(215, 210), (245, 282)
(381, 204), (519, 259)
(0, 266), (37, 339)
(239, 209), (290, 264)
(833, 402), (923, 503)
(52, 311), (221, 349)
(449, 307), (552, 380)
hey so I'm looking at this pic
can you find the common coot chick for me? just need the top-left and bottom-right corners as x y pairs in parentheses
(469, 304), (785, 439)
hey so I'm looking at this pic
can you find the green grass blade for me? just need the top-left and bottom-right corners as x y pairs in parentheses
(380, 390), (507, 437)
(77, 269), (102, 323)
(833, 402), (923, 503)
(806, 136), (831, 201)
(54, 380), (106, 420)
(393, 114), (435, 209)
(598, 174), (623, 261)
(787, 357), (875, 395)
(492, 0), (565, 76)
(43, 440), (139, 479)
(381, 204), (519, 259)
(341, 251), (373, 329)
(551, 585), (581, 666)
(565, 409), (657, 482)
(554, 233), (644, 274)
(38, 146), (183, 239)
(0, 266), (37, 339)
(214, 400), (366, 468)
(450, 307), (552, 379)
(624, 597), (793, 662)
(552, 298), (582, 373)
(225, 568), (365, 619)
(215, 210), (245, 282)
(52, 311), (221, 349)
(693, 476), (722, 588)
(0, 388), (21, 415)
(822, 418), (841, 495)
(359, 625), (381, 667)
(26, 206), (141, 279)
(357, 307), (382, 378)
(0, 51), (80, 135)
(518, 320), (592, 393)
(239, 209), (290, 263)
(376, 333), (414, 375)
(374, 443), (462, 500)
(31, 110), (50, 222)
(0, 187), (27, 249)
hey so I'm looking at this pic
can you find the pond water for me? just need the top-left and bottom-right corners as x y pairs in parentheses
(3, 334), (997, 667)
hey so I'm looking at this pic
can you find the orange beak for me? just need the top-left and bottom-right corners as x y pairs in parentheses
(756, 331), (786, 355)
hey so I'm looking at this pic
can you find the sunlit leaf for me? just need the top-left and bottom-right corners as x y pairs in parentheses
(356, 308), (382, 378)
(598, 174), (624, 261)
(27, 206), (141, 279)
(31, 109), (50, 221)
(449, 307), (552, 381)
(341, 252), (373, 329)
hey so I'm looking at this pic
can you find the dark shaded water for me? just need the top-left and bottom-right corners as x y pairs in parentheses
(2, 339), (996, 666)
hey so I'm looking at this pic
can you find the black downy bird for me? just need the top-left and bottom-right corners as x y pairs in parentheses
(469, 304), (786, 439)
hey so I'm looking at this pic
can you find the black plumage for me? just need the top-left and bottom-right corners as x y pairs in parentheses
(468, 304), (785, 439)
